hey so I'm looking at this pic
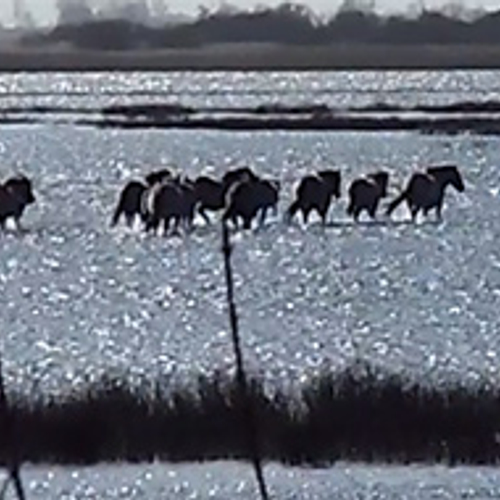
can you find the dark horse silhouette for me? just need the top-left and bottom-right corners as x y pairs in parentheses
(347, 171), (389, 221)
(286, 170), (341, 225)
(386, 165), (464, 221)
(191, 167), (259, 225)
(111, 180), (148, 227)
(142, 177), (197, 235)
(193, 176), (225, 224)
(111, 168), (175, 228)
(224, 176), (280, 229)
(0, 174), (36, 230)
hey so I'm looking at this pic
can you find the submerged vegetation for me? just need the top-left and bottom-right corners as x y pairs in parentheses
(2, 362), (500, 467)
(6, 100), (500, 135)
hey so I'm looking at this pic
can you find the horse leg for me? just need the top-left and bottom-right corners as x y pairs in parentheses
(125, 213), (134, 228)
(243, 214), (252, 230)
(258, 207), (267, 226)
(303, 208), (311, 225)
(435, 200), (443, 222)
(145, 216), (158, 234)
(111, 207), (122, 227)
(160, 217), (169, 236)
(411, 206), (419, 222)
(354, 207), (362, 223)
(319, 208), (328, 226)
(369, 197), (380, 220)
(198, 206), (211, 225)
(188, 213), (196, 232)
(171, 215), (182, 236)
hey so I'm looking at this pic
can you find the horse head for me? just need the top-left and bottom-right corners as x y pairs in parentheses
(318, 170), (341, 198)
(222, 166), (258, 191)
(5, 174), (36, 205)
(427, 165), (465, 193)
(368, 171), (389, 197)
(145, 168), (174, 186)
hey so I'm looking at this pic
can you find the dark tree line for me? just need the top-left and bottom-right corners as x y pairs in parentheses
(21, 2), (500, 51)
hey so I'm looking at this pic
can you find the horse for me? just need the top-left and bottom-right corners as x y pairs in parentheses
(0, 174), (36, 230)
(193, 176), (225, 224)
(386, 165), (464, 221)
(190, 167), (259, 225)
(286, 170), (341, 225)
(112, 167), (179, 229)
(224, 176), (280, 230)
(142, 176), (197, 235)
(347, 171), (389, 221)
(111, 180), (148, 227)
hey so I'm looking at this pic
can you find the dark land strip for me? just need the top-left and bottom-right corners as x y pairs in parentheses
(5, 101), (500, 134)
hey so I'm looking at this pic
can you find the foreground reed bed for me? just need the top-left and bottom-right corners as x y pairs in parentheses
(1, 361), (499, 467)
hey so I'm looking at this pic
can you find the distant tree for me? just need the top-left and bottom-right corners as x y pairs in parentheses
(197, 4), (212, 20)
(56, 0), (95, 25)
(149, 0), (171, 26)
(327, 0), (380, 42)
(20, 0), (500, 49)
(338, 0), (376, 15)
(14, 0), (35, 29)
(470, 10), (500, 43)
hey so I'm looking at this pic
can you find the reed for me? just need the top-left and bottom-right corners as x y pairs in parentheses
(0, 362), (499, 467)
(0, 357), (26, 500)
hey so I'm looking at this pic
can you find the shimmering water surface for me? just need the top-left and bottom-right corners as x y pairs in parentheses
(6, 462), (500, 500)
(0, 70), (499, 497)
(2, 70), (500, 110)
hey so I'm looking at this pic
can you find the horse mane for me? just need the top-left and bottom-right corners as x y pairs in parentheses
(368, 171), (389, 183)
(4, 173), (31, 184)
(318, 169), (340, 178)
(426, 164), (459, 176)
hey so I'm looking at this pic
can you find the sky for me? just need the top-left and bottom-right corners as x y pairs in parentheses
(1, 0), (500, 27)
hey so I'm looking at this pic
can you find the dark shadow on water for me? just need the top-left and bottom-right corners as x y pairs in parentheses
(324, 218), (442, 229)
(6, 217), (444, 243)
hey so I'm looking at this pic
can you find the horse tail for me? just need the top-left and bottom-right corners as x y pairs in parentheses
(286, 200), (300, 223)
(386, 190), (407, 216)
(111, 200), (123, 227)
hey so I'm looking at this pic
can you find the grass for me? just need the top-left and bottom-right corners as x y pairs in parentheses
(2, 361), (500, 467)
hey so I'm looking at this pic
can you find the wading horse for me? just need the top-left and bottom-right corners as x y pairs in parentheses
(224, 176), (280, 229)
(193, 176), (225, 224)
(386, 165), (464, 221)
(111, 180), (148, 227)
(142, 176), (197, 235)
(286, 170), (341, 225)
(0, 174), (36, 230)
(192, 167), (259, 225)
(347, 171), (389, 221)
(111, 168), (175, 228)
